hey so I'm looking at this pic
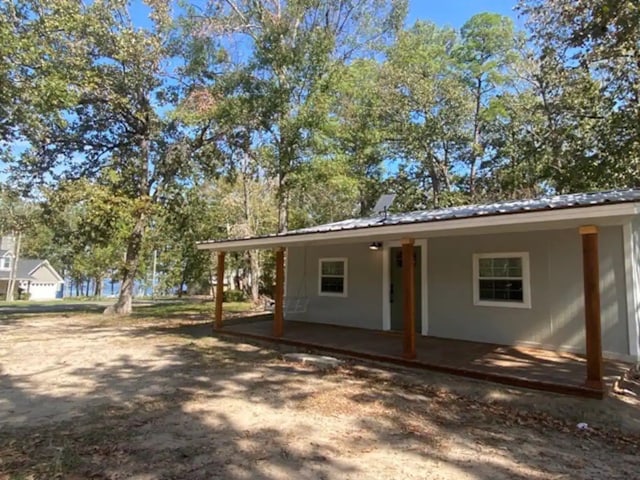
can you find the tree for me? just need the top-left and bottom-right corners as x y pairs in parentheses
(383, 21), (471, 208)
(324, 60), (390, 216)
(185, 0), (407, 232)
(519, 0), (640, 188)
(5, 0), (199, 314)
(455, 13), (521, 199)
(0, 186), (38, 301)
(39, 177), (133, 297)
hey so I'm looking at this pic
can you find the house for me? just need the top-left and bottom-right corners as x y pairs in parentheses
(0, 236), (64, 300)
(197, 189), (640, 393)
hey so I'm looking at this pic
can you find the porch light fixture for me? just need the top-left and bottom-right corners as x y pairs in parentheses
(369, 242), (383, 251)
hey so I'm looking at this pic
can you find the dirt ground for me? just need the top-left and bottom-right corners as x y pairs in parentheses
(1, 310), (639, 479)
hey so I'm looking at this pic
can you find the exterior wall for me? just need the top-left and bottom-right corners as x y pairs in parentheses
(285, 226), (630, 357)
(627, 217), (640, 359)
(428, 226), (629, 356)
(286, 243), (383, 329)
(31, 264), (62, 283)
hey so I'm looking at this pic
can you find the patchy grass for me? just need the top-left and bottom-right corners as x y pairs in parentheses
(0, 298), (258, 325)
(130, 300), (256, 319)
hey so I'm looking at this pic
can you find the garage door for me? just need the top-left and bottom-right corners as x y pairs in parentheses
(29, 283), (59, 300)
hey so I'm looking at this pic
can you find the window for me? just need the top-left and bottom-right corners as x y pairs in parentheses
(319, 258), (347, 297)
(473, 252), (531, 308)
(0, 256), (11, 270)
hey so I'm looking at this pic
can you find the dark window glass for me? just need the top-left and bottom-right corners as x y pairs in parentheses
(321, 277), (344, 293)
(479, 279), (523, 302)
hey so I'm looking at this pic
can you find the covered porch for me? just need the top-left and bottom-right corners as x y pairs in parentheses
(218, 317), (629, 398)
(198, 192), (640, 398)
(207, 226), (615, 397)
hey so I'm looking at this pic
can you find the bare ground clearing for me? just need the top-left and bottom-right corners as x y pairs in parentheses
(0, 309), (639, 479)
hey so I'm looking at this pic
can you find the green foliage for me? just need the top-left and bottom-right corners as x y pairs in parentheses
(382, 20), (472, 208)
(519, 0), (640, 190)
(223, 289), (248, 303)
(179, 0), (407, 232)
(4, 2), (640, 307)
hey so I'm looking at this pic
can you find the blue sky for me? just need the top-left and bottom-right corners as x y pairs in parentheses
(127, 1), (524, 31)
(407, 0), (521, 28)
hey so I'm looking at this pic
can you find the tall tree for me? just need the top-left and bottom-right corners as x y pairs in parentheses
(325, 59), (389, 216)
(455, 13), (520, 199)
(383, 21), (471, 208)
(5, 0), (199, 314)
(519, 0), (640, 187)
(185, 0), (407, 232)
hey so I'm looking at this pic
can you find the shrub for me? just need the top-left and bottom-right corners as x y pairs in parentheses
(223, 289), (247, 302)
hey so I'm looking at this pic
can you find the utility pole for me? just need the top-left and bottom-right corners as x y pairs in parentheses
(6, 232), (21, 302)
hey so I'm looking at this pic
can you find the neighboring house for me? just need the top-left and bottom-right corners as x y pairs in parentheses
(0, 236), (64, 300)
(198, 189), (640, 391)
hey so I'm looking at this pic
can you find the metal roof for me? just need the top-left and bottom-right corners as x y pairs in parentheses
(198, 188), (640, 246)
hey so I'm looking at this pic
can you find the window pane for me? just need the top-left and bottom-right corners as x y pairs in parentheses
(479, 279), (523, 302)
(478, 257), (522, 278)
(507, 258), (522, 277)
(478, 258), (493, 277)
(321, 277), (344, 293)
(491, 258), (507, 276)
(321, 261), (344, 276)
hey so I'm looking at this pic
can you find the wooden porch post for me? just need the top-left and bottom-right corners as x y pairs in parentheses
(273, 247), (285, 337)
(214, 251), (226, 331)
(402, 238), (416, 359)
(580, 225), (604, 390)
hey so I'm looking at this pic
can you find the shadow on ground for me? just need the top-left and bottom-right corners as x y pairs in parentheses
(1, 315), (638, 479)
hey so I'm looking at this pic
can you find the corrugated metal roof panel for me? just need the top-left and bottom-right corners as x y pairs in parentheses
(197, 188), (640, 245)
(288, 189), (640, 235)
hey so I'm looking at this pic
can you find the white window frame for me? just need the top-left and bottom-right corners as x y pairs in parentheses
(472, 252), (531, 309)
(0, 255), (11, 270)
(318, 257), (348, 297)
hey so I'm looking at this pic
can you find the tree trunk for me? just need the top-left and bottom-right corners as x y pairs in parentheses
(105, 210), (146, 315)
(208, 253), (215, 299)
(94, 276), (102, 297)
(277, 151), (289, 233)
(429, 163), (441, 208)
(249, 250), (260, 303)
(469, 77), (483, 200)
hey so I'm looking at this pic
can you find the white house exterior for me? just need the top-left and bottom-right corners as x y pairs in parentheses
(198, 189), (640, 392)
(0, 237), (64, 301)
